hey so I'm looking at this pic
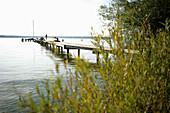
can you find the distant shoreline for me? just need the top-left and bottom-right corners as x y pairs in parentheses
(0, 35), (92, 39)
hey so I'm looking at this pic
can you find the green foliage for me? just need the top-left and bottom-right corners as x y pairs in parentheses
(99, 0), (170, 34)
(18, 19), (169, 112)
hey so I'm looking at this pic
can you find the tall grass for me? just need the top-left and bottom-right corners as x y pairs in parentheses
(18, 19), (169, 112)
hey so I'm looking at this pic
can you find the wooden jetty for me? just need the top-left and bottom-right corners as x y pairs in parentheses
(23, 38), (139, 63)
(21, 38), (34, 42)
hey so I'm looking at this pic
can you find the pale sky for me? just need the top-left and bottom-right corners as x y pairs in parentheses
(0, 0), (106, 36)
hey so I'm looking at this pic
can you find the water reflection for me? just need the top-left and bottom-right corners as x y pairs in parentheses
(39, 40), (99, 68)
(0, 38), (98, 112)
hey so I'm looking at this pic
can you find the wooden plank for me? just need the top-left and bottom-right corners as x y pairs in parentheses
(45, 41), (139, 54)
(53, 42), (110, 50)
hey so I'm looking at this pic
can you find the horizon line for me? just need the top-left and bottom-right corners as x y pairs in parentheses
(0, 35), (93, 38)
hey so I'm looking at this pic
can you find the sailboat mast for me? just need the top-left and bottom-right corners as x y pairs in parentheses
(33, 20), (34, 38)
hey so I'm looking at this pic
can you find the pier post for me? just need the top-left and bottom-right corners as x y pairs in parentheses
(97, 51), (100, 64)
(52, 44), (55, 51)
(50, 44), (51, 50)
(67, 49), (69, 58)
(78, 49), (80, 57)
(61, 47), (63, 53)
(57, 46), (60, 53)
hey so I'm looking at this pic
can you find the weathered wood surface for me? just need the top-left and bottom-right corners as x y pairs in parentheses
(50, 41), (139, 54)
(53, 42), (110, 50)
(34, 39), (139, 54)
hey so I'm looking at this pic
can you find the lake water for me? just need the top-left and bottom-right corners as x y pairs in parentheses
(0, 37), (98, 112)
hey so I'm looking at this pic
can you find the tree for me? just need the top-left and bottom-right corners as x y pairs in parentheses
(99, 0), (170, 34)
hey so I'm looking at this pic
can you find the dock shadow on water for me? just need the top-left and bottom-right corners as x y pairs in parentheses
(43, 42), (76, 65)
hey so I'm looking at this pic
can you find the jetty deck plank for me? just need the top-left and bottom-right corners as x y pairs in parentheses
(33, 39), (138, 54)
(52, 42), (110, 50)
(49, 41), (138, 54)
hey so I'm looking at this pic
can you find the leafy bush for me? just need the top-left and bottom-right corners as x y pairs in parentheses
(18, 19), (169, 112)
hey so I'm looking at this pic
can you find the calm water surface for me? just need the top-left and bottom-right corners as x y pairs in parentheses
(0, 37), (97, 112)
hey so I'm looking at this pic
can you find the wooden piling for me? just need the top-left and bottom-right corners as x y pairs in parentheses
(57, 46), (60, 53)
(32, 39), (138, 64)
(67, 48), (69, 58)
(97, 51), (100, 64)
(78, 49), (80, 57)
(61, 47), (63, 53)
(50, 44), (51, 50)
